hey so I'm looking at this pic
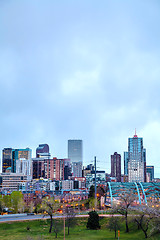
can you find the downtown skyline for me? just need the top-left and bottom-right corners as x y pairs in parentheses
(0, 1), (160, 177)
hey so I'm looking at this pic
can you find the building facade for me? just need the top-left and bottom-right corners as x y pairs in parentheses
(124, 152), (129, 175)
(127, 132), (146, 182)
(2, 148), (12, 173)
(111, 152), (121, 182)
(68, 140), (83, 177)
(32, 157), (64, 181)
(146, 166), (154, 182)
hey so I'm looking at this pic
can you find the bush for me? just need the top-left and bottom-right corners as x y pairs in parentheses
(86, 211), (100, 230)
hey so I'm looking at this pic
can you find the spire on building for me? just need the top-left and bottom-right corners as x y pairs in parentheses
(134, 128), (138, 138)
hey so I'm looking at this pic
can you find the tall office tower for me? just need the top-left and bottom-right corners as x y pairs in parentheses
(111, 152), (121, 182)
(143, 149), (146, 182)
(68, 140), (83, 177)
(12, 148), (32, 173)
(127, 131), (146, 182)
(16, 158), (31, 176)
(36, 144), (50, 158)
(32, 158), (45, 179)
(124, 152), (129, 175)
(64, 159), (72, 180)
(2, 148), (12, 173)
(146, 166), (154, 182)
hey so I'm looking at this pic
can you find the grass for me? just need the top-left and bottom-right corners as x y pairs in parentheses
(0, 217), (160, 239)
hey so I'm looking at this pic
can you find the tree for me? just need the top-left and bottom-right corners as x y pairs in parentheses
(64, 205), (76, 235)
(41, 197), (59, 234)
(88, 185), (95, 199)
(112, 191), (136, 232)
(86, 211), (100, 230)
(10, 191), (24, 213)
(53, 219), (63, 238)
(134, 206), (160, 238)
(108, 216), (120, 238)
(2, 195), (11, 210)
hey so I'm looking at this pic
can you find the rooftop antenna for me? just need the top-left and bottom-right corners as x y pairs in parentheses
(134, 128), (137, 137)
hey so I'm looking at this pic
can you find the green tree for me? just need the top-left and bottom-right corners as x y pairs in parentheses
(41, 197), (59, 234)
(88, 185), (95, 199)
(86, 211), (100, 229)
(2, 195), (11, 210)
(10, 191), (24, 213)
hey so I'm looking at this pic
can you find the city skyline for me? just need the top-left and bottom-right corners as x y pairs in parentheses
(0, 1), (160, 177)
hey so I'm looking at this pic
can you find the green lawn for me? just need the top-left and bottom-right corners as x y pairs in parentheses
(0, 217), (160, 240)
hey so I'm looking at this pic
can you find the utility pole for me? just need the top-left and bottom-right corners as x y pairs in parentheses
(94, 156), (97, 207)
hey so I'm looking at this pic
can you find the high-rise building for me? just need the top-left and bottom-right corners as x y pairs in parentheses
(111, 152), (121, 182)
(2, 148), (12, 173)
(12, 148), (32, 173)
(32, 157), (64, 180)
(36, 144), (50, 158)
(124, 152), (129, 175)
(68, 140), (83, 177)
(127, 131), (146, 182)
(146, 166), (154, 182)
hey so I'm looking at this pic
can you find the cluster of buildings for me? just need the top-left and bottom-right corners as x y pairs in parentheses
(111, 131), (155, 183)
(0, 132), (158, 194)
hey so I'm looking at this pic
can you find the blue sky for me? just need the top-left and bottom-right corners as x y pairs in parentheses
(0, 0), (160, 176)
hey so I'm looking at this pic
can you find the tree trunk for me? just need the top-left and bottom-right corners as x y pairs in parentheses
(125, 214), (129, 232)
(115, 225), (116, 238)
(49, 215), (53, 233)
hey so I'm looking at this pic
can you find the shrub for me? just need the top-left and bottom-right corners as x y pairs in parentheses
(86, 211), (100, 230)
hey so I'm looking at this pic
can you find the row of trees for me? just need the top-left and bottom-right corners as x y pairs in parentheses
(0, 191), (24, 213)
(109, 191), (160, 238)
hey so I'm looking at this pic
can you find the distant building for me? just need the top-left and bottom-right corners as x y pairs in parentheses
(16, 158), (31, 176)
(12, 148), (32, 173)
(36, 144), (49, 158)
(68, 140), (83, 177)
(32, 157), (64, 181)
(64, 159), (72, 180)
(111, 152), (121, 182)
(127, 131), (146, 182)
(0, 173), (30, 191)
(2, 148), (32, 174)
(146, 166), (154, 182)
(124, 152), (129, 175)
(2, 148), (12, 173)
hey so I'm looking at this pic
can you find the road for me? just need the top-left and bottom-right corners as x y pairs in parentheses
(0, 213), (123, 223)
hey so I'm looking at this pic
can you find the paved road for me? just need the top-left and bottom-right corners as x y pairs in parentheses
(0, 213), (124, 223)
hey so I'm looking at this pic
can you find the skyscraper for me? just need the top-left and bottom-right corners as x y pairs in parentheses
(146, 166), (154, 182)
(111, 152), (121, 182)
(2, 148), (12, 173)
(36, 144), (50, 158)
(124, 152), (129, 175)
(68, 140), (83, 177)
(12, 148), (32, 173)
(127, 131), (146, 182)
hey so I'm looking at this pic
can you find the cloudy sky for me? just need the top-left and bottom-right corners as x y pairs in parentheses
(0, 0), (160, 176)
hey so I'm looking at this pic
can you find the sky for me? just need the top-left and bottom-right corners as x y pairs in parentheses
(0, 0), (160, 177)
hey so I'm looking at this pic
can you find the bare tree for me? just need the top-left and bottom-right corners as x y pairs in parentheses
(134, 206), (160, 238)
(64, 205), (76, 235)
(108, 215), (120, 238)
(112, 191), (136, 232)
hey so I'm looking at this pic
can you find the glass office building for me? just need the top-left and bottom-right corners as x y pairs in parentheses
(68, 140), (83, 177)
(127, 132), (146, 182)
